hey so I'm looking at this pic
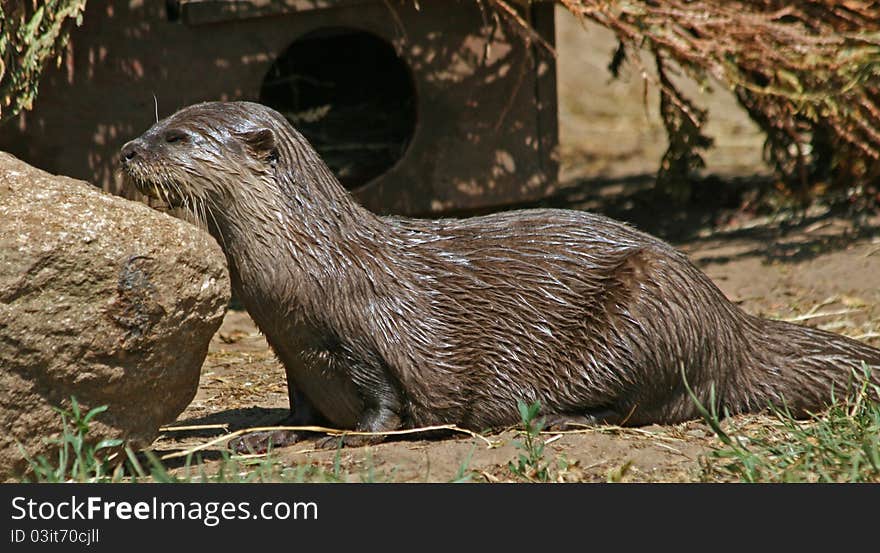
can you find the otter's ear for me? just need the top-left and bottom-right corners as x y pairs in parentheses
(240, 128), (279, 163)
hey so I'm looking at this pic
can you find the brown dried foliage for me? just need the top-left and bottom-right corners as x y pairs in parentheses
(548, 0), (880, 203)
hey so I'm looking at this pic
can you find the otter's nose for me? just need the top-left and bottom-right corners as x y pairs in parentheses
(120, 140), (141, 164)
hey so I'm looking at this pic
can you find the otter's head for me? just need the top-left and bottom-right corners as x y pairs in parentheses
(120, 101), (290, 214)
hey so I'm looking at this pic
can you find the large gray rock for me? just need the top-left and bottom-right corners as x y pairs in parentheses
(0, 152), (229, 480)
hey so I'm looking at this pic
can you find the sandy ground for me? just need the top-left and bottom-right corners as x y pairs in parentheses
(147, 9), (880, 482)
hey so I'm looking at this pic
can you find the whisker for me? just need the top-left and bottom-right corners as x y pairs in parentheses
(205, 196), (229, 253)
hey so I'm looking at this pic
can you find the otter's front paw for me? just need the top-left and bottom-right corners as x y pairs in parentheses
(228, 430), (308, 454)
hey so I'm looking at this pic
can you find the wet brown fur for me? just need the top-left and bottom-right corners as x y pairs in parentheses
(121, 101), (880, 448)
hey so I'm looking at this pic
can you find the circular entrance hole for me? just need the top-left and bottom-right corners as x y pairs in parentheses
(260, 28), (417, 190)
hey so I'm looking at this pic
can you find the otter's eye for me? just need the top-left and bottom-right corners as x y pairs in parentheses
(164, 130), (187, 144)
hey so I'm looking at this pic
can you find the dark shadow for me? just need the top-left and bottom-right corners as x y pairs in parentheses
(538, 174), (755, 240)
(146, 407), (290, 469)
(260, 28), (417, 190)
(465, 172), (880, 265)
(155, 406), (461, 466)
(165, 406), (290, 437)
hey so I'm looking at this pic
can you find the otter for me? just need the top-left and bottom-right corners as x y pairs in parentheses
(121, 101), (880, 451)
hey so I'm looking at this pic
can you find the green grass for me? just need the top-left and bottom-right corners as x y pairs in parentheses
(20, 397), (123, 483)
(695, 370), (880, 483)
(29, 385), (880, 484)
(131, 449), (348, 484)
(508, 400), (551, 482)
(450, 446), (477, 483)
(19, 397), (356, 483)
(20, 397), (472, 483)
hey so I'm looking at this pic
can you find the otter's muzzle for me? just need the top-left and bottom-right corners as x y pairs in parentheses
(120, 139), (144, 165)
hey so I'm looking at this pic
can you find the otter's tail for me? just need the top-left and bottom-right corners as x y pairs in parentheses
(728, 317), (880, 416)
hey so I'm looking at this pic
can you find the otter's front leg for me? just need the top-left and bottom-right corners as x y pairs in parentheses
(316, 365), (404, 449)
(229, 388), (327, 454)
